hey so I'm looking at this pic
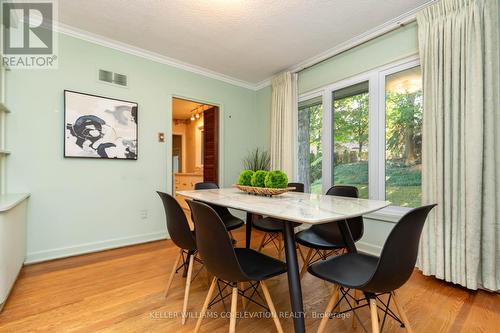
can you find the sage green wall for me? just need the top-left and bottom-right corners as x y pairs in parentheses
(6, 33), (267, 262)
(255, 85), (272, 150)
(298, 23), (419, 94)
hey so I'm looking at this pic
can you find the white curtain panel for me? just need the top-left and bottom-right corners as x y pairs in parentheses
(270, 71), (297, 177)
(417, 0), (499, 290)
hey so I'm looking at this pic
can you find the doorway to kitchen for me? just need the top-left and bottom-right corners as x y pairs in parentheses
(171, 97), (219, 218)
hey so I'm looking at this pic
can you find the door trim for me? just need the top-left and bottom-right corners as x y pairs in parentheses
(168, 95), (224, 194)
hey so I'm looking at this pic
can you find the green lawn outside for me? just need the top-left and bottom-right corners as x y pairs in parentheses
(308, 162), (422, 207)
(386, 185), (421, 207)
(310, 181), (322, 194)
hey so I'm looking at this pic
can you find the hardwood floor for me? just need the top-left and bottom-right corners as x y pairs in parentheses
(0, 231), (498, 333)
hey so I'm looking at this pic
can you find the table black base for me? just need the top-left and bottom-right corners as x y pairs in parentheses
(245, 212), (252, 248)
(283, 221), (306, 333)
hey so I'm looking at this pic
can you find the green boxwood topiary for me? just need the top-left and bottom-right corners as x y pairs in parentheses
(238, 170), (254, 186)
(251, 170), (268, 187)
(264, 170), (288, 188)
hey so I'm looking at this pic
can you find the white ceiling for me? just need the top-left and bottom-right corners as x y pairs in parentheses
(59, 0), (432, 87)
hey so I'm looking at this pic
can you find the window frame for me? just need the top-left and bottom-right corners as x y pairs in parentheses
(296, 55), (421, 210)
(328, 74), (375, 197)
(296, 90), (324, 193)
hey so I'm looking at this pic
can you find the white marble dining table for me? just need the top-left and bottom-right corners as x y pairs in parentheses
(178, 188), (390, 333)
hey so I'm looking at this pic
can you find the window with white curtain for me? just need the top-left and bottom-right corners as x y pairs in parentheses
(296, 57), (422, 208)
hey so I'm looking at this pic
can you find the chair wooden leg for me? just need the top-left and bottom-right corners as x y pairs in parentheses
(229, 286), (238, 333)
(257, 233), (267, 252)
(164, 249), (182, 299)
(240, 282), (247, 309)
(278, 236), (284, 260)
(181, 254), (195, 325)
(260, 281), (284, 333)
(300, 248), (313, 279)
(317, 284), (340, 333)
(297, 245), (306, 264)
(392, 290), (413, 333)
(369, 298), (380, 333)
(194, 277), (218, 333)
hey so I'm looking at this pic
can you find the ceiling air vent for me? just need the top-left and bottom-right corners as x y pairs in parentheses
(113, 72), (128, 87)
(98, 69), (113, 83)
(98, 69), (128, 87)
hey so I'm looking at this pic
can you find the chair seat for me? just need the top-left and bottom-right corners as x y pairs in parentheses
(221, 214), (245, 231)
(295, 227), (346, 250)
(253, 217), (300, 232)
(308, 252), (379, 289)
(235, 248), (287, 281)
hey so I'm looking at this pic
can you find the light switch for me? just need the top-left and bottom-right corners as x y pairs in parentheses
(158, 132), (165, 142)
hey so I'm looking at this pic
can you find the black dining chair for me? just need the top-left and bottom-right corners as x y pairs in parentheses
(253, 182), (304, 259)
(194, 182), (245, 238)
(310, 204), (437, 333)
(157, 191), (204, 325)
(188, 200), (287, 333)
(296, 185), (363, 279)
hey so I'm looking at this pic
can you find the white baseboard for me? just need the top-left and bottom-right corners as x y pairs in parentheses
(356, 241), (383, 256)
(25, 231), (169, 264)
(24, 232), (382, 264)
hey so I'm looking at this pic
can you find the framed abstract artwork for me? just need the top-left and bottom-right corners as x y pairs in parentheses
(64, 90), (138, 160)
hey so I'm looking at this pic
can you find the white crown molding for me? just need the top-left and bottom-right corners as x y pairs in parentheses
(255, 78), (272, 91)
(55, 23), (259, 91)
(256, 0), (437, 90)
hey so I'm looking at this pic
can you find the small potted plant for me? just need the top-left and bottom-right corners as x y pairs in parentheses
(243, 148), (271, 172)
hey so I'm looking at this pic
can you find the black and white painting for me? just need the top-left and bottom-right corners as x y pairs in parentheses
(64, 91), (138, 160)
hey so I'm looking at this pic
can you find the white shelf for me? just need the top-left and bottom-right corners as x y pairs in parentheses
(0, 59), (9, 196)
(0, 193), (29, 212)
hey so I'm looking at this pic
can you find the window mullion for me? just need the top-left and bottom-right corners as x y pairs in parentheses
(377, 72), (387, 201)
(368, 73), (380, 200)
(321, 90), (332, 194)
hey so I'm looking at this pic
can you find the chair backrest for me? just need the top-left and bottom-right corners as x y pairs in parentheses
(312, 185), (364, 242)
(288, 182), (305, 193)
(364, 204), (437, 293)
(156, 191), (196, 251)
(187, 200), (248, 282)
(194, 182), (231, 217)
(325, 185), (358, 198)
